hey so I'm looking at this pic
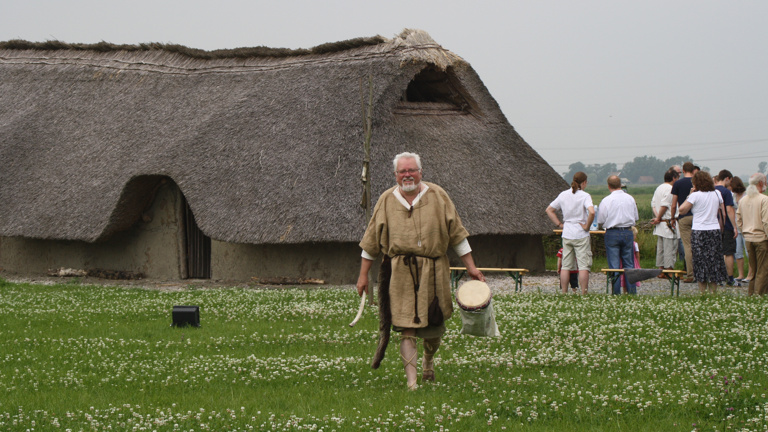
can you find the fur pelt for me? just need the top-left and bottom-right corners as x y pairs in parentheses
(371, 255), (392, 369)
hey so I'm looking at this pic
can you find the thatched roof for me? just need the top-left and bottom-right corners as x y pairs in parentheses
(0, 29), (567, 244)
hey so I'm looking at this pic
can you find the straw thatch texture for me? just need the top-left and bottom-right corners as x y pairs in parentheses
(0, 29), (566, 245)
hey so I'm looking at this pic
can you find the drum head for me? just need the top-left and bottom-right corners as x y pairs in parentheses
(456, 280), (492, 310)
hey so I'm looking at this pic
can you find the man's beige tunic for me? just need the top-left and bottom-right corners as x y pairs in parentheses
(736, 193), (768, 242)
(360, 182), (469, 328)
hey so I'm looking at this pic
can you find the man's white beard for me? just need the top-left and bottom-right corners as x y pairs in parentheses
(401, 179), (419, 192)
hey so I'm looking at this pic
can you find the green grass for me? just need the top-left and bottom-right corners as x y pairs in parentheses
(2, 278), (768, 431)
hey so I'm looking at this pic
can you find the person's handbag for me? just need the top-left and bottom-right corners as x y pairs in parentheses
(717, 205), (725, 232)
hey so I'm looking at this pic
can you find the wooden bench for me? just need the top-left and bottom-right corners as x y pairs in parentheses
(553, 229), (606, 235)
(450, 267), (529, 293)
(600, 268), (687, 296)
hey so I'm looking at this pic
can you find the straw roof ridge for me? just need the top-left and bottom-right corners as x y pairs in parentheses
(0, 35), (388, 59)
(0, 30), (465, 76)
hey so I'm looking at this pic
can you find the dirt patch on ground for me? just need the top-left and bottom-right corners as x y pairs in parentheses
(1, 270), (748, 296)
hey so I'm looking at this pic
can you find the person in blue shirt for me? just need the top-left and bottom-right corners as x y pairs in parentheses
(715, 169), (739, 286)
(670, 162), (696, 283)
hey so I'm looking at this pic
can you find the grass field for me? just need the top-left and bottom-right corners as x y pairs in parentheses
(2, 278), (768, 431)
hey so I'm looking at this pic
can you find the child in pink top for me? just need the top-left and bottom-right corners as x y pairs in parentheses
(557, 248), (579, 292)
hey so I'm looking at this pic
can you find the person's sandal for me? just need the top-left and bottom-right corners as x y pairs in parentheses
(422, 368), (435, 382)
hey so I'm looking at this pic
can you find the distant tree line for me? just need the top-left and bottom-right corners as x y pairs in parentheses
(564, 157), (768, 184)
(563, 155), (698, 184)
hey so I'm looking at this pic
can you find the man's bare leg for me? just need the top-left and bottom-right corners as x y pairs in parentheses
(400, 330), (418, 390)
(560, 270), (570, 294)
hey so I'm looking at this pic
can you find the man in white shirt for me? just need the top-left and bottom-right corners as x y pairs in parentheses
(651, 170), (679, 274)
(598, 176), (640, 294)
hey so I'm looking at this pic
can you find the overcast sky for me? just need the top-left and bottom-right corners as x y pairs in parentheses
(3, 0), (766, 178)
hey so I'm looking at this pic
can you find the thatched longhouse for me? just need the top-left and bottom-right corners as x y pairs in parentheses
(0, 29), (567, 283)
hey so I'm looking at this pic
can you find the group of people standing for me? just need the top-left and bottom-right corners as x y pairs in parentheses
(547, 163), (768, 296)
(652, 162), (768, 295)
(546, 173), (640, 295)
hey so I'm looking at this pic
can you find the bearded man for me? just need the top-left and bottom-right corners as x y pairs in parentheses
(356, 152), (484, 390)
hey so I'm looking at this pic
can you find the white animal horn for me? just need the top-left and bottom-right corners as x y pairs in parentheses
(348, 291), (367, 327)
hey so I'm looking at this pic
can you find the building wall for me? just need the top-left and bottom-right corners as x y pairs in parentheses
(0, 181), (545, 283)
(211, 234), (545, 285)
(465, 234), (546, 272)
(0, 181), (185, 279)
(211, 241), (362, 284)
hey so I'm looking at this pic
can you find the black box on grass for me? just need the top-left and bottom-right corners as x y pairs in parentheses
(172, 305), (200, 327)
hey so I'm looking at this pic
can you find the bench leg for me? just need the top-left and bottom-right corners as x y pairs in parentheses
(450, 270), (466, 291)
(665, 273), (681, 296)
(605, 272), (621, 294)
(666, 274), (682, 296)
(507, 271), (522, 293)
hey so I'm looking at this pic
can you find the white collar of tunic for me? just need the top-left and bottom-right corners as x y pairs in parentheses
(393, 184), (429, 209)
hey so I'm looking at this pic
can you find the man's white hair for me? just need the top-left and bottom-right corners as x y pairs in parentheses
(747, 173), (767, 197)
(392, 152), (422, 172)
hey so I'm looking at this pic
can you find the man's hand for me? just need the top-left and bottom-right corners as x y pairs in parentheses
(733, 228), (738, 239)
(652, 206), (669, 226)
(356, 274), (368, 296)
(460, 253), (484, 282)
(467, 267), (485, 282)
(357, 258), (373, 296)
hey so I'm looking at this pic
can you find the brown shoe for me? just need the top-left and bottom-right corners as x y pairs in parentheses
(657, 273), (668, 279)
(683, 277), (695, 283)
(422, 369), (435, 382)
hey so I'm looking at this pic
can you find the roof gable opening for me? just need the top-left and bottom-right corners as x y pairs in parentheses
(396, 66), (481, 116)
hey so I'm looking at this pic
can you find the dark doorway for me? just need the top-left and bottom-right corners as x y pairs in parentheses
(185, 201), (211, 279)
